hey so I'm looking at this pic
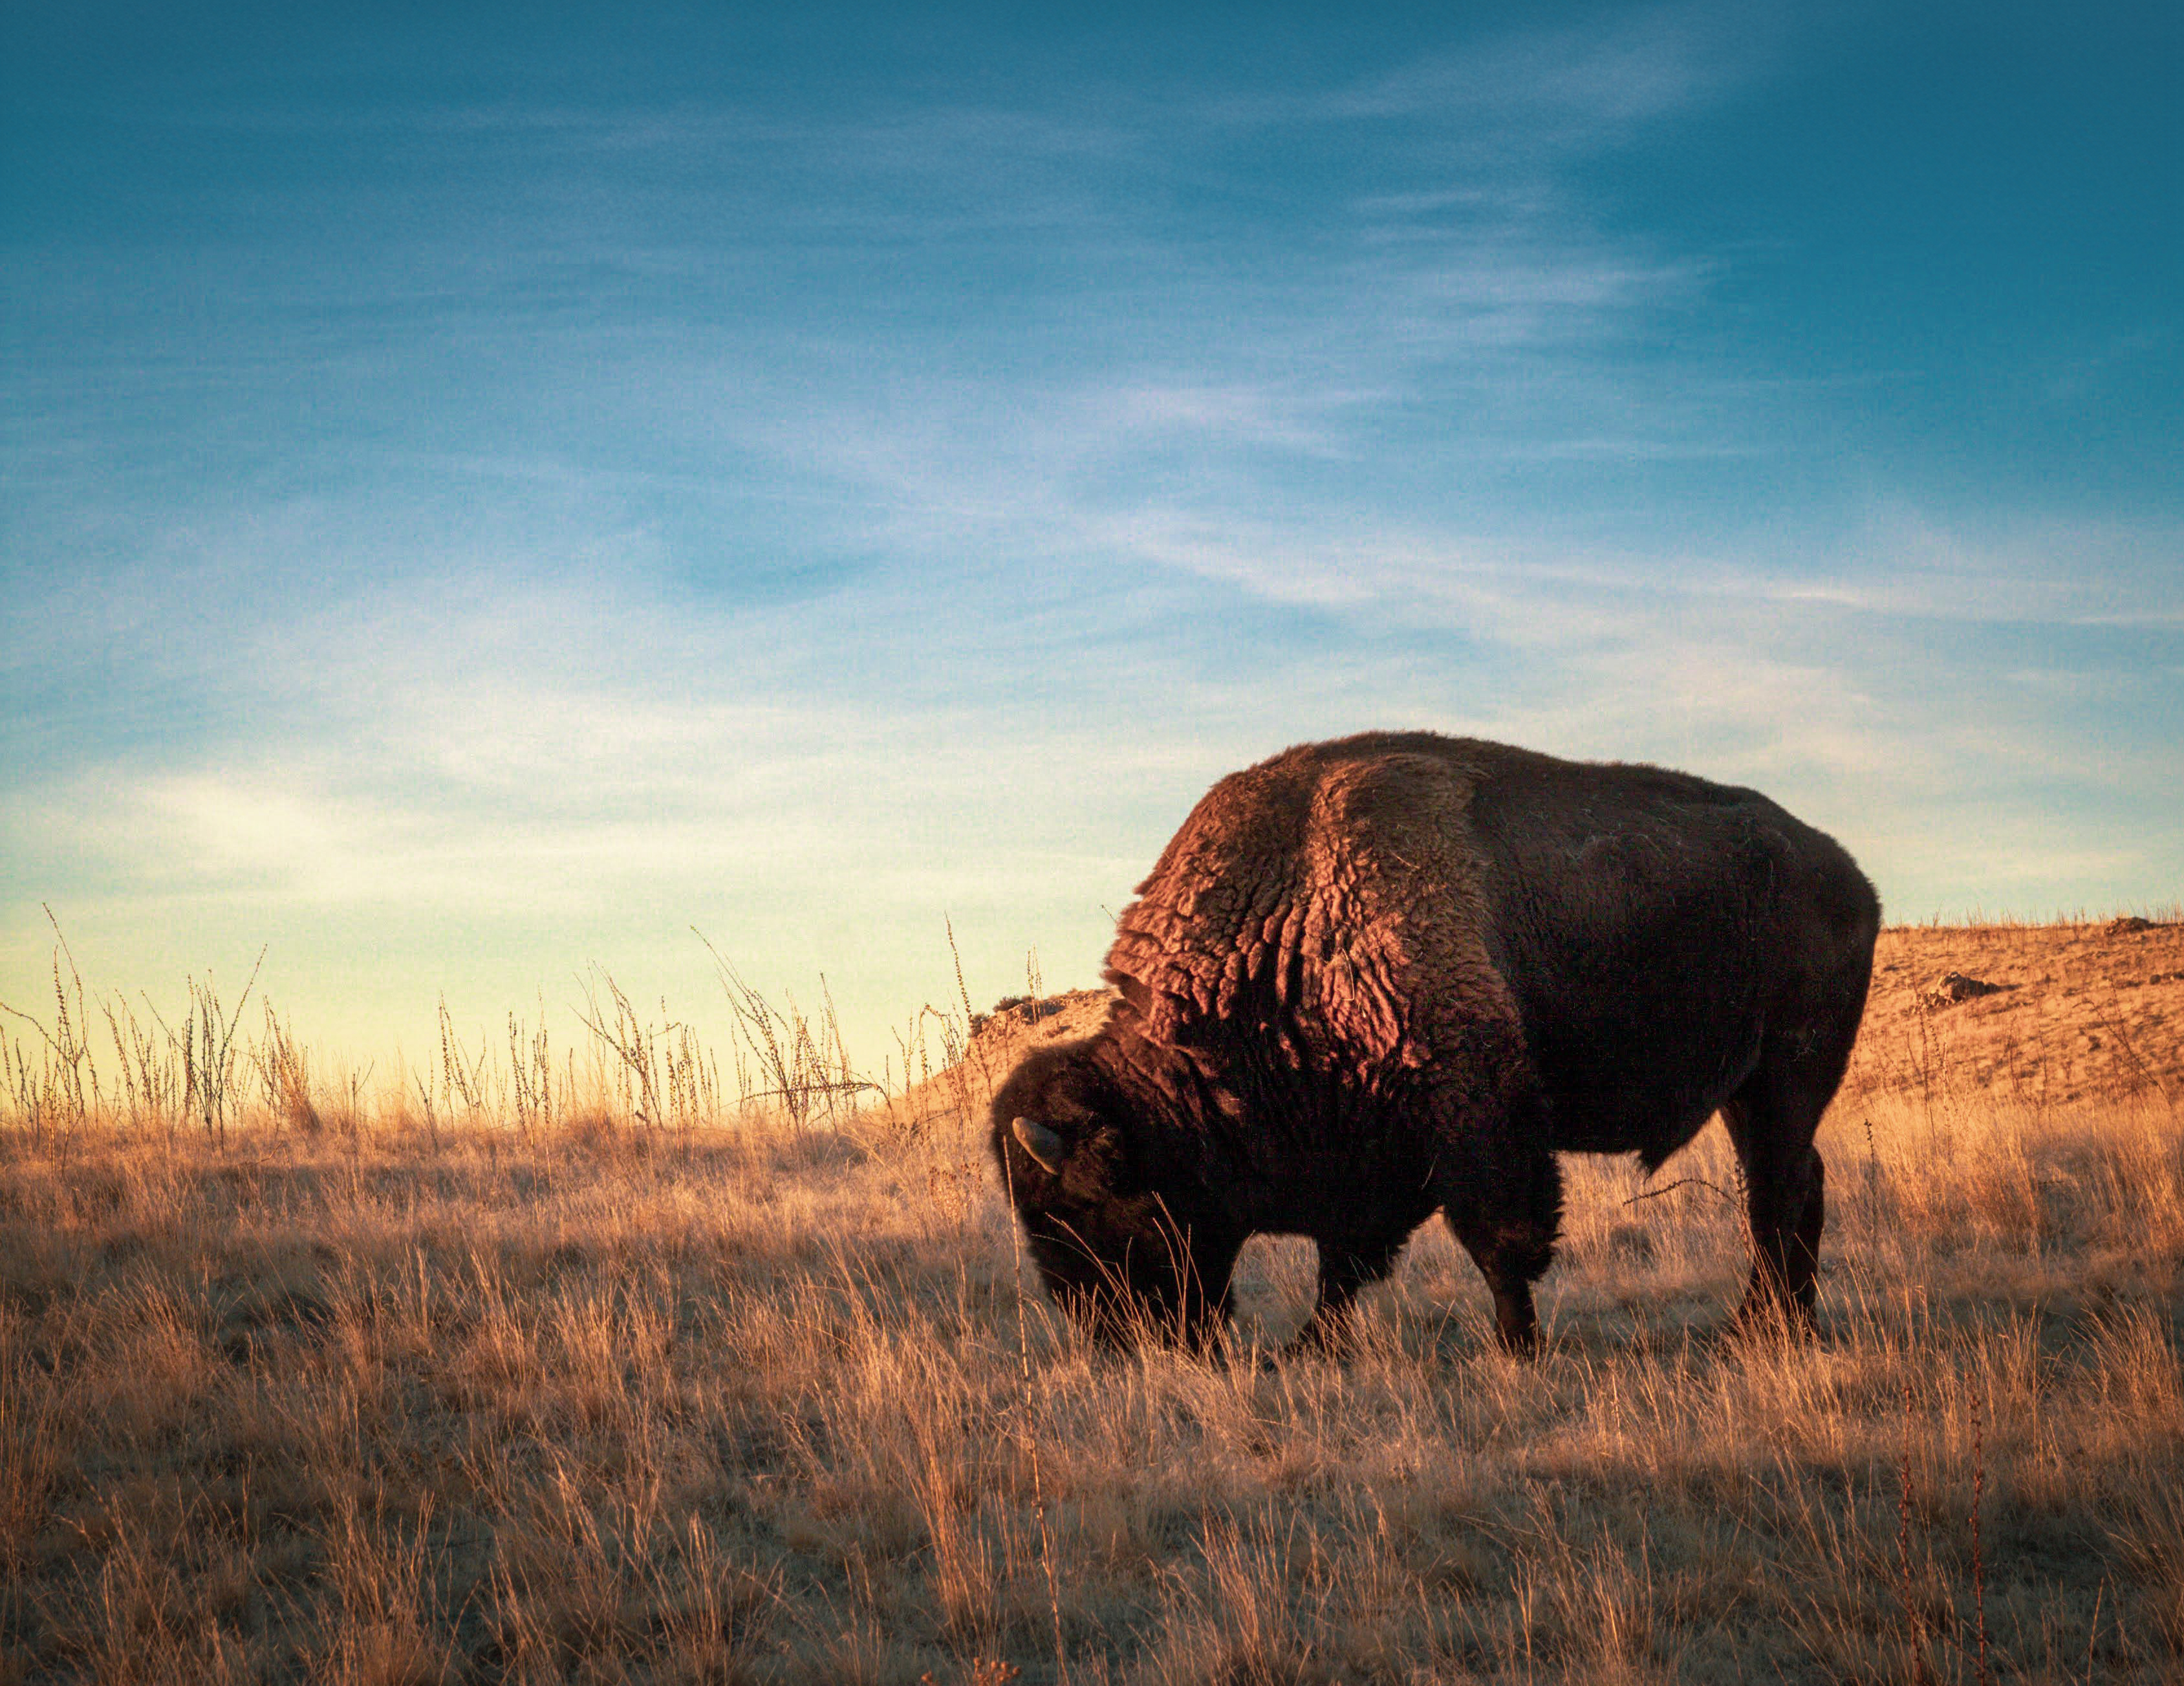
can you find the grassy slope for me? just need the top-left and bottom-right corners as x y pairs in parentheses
(1, 922), (2179, 1684)
(951, 918), (2184, 1117)
(1849, 920), (2184, 1105)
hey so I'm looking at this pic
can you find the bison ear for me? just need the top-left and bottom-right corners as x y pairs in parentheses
(1011, 1116), (1066, 1174)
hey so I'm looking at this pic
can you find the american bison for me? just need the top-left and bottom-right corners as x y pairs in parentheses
(991, 733), (1879, 1353)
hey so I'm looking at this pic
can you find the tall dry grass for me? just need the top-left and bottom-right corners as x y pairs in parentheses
(1, 934), (2179, 1683)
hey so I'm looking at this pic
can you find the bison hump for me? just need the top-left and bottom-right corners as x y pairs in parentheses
(1105, 750), (1519, 1072)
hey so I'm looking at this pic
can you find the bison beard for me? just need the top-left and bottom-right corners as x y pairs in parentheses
(991, 733), (1879, 1356)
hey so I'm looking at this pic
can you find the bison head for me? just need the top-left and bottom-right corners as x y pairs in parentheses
(989, 1043), (1228, 1347)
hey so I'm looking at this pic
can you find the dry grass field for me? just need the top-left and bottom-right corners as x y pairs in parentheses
(3, 919), (2180, 1683)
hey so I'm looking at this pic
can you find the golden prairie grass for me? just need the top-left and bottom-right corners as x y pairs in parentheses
(1, 928), (2180, 1683)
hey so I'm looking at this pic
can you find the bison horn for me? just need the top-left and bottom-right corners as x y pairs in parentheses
(1011, 1116), (1066, 1174)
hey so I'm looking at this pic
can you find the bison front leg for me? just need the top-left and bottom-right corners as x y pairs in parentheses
(1160, 1226), (1245, 1355)
(1290, 1237), (1407, 1353)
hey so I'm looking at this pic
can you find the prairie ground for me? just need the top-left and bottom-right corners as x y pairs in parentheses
(1, 922), (2179, 1683)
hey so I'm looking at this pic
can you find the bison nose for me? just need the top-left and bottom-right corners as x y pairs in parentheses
(1011, 1116), (1066, 1174)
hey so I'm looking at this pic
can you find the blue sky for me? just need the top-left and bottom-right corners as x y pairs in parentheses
(5, 2), (2180, 1072)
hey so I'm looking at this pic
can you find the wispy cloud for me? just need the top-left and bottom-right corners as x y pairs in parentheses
(7, 5), (2179, 1058)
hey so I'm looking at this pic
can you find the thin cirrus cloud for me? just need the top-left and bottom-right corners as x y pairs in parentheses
(3, 3), (2179, 1064)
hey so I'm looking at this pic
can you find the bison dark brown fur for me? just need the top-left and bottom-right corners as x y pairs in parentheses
(990, 733), (1879, 1354)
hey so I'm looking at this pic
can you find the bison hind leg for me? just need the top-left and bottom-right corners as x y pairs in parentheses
(1722, 1054), (1842, 1330)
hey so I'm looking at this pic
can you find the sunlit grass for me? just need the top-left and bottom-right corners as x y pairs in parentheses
(1, 931), (2178, 1682)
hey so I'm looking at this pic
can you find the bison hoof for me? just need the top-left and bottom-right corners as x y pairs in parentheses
(1725, 1298), (1819, 1343)
(1191, 1334), (1277, 1373)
